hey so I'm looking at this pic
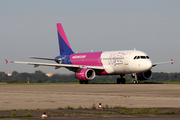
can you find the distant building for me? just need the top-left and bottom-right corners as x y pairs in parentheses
(46, 73), (54, 77)
(6, 73), (12, 76)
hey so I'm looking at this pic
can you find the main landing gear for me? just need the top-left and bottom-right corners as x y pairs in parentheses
(117, 74), (126, 84)
(79, 80), (89, 84)
(132, 73), (139, 84)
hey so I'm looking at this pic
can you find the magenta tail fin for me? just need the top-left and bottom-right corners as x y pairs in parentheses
(57, 23), (74, 55)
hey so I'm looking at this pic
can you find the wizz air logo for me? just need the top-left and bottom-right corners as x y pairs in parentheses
(108, 52), (125, 66)
(72, 55), (86, 59)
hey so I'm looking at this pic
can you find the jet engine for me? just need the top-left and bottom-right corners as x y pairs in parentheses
(132, 70), (152, 80)
(75, 69), (96, 80)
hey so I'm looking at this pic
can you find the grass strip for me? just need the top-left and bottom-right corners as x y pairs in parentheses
(0, 112), (32, 118)
(118, 108), (176, 114)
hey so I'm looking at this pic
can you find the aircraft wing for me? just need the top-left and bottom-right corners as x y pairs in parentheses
(152, 59), (174, 67)
(9, 60), (104, 70)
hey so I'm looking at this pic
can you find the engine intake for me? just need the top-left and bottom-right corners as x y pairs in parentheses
(75, 69), (96, 80)
(132, 70), (152, 80)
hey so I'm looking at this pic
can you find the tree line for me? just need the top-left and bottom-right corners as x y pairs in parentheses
(0, 70), (180, 83)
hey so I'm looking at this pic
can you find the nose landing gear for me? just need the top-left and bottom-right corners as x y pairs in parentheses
(132, 73), (139, 84)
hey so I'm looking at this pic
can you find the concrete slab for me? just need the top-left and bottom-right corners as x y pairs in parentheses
(0, 84), (180, 110)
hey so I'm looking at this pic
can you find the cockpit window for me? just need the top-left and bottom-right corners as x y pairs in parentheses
(146, 56), (150, 59)
(134, 56), (150, 60)
(141, 56), (146, 59)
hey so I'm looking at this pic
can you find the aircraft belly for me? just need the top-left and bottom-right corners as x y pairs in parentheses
(103, 65), (114, 74)
(112, 64), (131, 74)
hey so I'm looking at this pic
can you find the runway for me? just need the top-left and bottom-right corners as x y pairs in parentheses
(0, 84), (180, 110)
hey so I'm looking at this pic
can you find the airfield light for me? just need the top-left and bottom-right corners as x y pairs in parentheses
(98, 103), (103, 108)
(41, 112), (47, 119)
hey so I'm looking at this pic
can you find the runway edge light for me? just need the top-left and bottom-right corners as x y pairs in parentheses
(41, 112), (47, 119)
(98, 103), (103, 108)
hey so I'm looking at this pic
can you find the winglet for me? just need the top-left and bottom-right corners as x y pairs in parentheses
(5, 59), (8, 64)
(171, 59), (174, 64)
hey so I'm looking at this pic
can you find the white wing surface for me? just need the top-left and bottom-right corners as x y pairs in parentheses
(152, 59), (174, 67)
(9, 60), (104, 70)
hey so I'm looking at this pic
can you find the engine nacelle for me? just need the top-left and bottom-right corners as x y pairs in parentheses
(132, 70), (152, 80)
(75, 69), (96, 80)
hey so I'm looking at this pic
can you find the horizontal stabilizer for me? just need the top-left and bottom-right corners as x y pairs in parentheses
(30, 57), (62, 62)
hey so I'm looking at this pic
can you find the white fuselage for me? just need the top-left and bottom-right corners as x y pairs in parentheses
(101, 50), (152, 74)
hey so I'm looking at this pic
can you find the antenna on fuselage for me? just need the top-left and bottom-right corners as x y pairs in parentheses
(91, 50), (93, 52)
(134, 48), (136, 51)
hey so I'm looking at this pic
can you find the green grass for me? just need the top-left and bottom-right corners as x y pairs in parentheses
(57, 113), (77, 117)
(107, 111), (113, 114)
(0, 115), (11, 118)
(57, 112), (65, 116)
(1, 105), (176, 119)
(103, 104), (109, 109)
(112, 105), (131, 110)
(98, 116), (106, 118)
(161, 81), (180, 84)
(0, 82), (7, 85)
(57, 107), (63, 110)
(78, 105), (83, 109)
(57, 112), (107, 118)
(91, 103), (96, 109)
(134, 81), (180, 84)
(163, 110), (176, 114)
(118, 110), (129, 114)
(118, 108), (176, 114)
(11, 109), (17, 111)
(65, 106), (74, 109)
(113, 105), (122, 109)
(18, 113), (32, 117)
(11, 111), (16, 117)
(9, 111), (33, 118)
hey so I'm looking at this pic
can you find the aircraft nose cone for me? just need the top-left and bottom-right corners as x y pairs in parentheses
(144, 60), (152, 71)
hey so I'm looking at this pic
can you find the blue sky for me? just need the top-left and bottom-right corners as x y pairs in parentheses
(0, 0), (179, 74)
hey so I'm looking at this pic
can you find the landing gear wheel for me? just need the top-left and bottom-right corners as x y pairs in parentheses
(132, 73), (139, 84)
(117, 78), (120, 84)
(133, 80), (139, 84)
(79, 80), (83, 84)
(84, 80), (89, 84)
(137, 80), (139, 84)
(117, 74), (126, 84)
(122, 78), (126, 84)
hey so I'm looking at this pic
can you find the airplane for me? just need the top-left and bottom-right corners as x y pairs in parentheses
(6, 23), (174, 84)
